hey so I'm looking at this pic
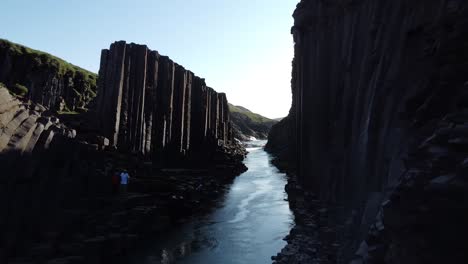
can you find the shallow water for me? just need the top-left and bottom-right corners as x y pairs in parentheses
(132, 140), (293, 264)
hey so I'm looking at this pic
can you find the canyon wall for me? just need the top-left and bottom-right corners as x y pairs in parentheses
(0, 40), (245, 262)
(95, 41), (233, 164)
(0, 86), (80, 257)
(0, 87), (154, 261)
(0, 39), (97, 111)
(269, 0), (468, 262)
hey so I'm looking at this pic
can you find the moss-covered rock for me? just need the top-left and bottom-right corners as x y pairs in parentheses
(0, 39), (97, 111)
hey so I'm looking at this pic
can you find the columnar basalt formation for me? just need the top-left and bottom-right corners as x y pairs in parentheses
(268, 0), (468, 263)
(0, 39), (97, 111)
(95, 41), (234, 164)
(0, 84), (245, 262)
(0, 40), (245, 263)
(0, 86), (78, 255)
(0, 87), (76, 158)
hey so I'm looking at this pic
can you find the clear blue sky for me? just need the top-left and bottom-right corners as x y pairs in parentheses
(1, 0), (297, 119)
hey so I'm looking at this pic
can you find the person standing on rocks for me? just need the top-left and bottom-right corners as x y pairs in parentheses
(111, 170), (120, 195)
(120, 170), (130, 195)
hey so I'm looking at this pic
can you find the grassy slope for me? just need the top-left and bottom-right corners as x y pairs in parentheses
(228, 103), (274, 124)
(0, 39), (98, 105)
(0, 39), (97, 79)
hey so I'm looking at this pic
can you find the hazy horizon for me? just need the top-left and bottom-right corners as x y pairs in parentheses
(1, 0), (297, 119)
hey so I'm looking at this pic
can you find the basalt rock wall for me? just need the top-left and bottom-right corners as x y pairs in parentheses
(0, 87), (80, 257)
(95, 41), (233, 165)
(268, 0), (468, 262)
(0, 83), (243, 261)
(0, 86), (153, 261)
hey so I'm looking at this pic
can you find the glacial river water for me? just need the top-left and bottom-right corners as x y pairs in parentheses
(131, 140), (294, 264)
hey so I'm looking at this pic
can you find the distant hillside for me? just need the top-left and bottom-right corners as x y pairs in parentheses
(0, 39), (97, 111)
(229, 103), (278, 140)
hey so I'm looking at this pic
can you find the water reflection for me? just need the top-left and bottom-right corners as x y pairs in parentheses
(132, 140), (294, 264)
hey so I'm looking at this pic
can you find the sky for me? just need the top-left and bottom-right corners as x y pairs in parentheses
(1, 0), (297, 119)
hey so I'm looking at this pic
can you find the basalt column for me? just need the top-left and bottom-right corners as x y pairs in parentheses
(190, 76), (207, 149)
(154, 56), (175, 151)
(183, 72), (193, 152)
(118, 44), (148, 153)
(96, 41), (126, 145)
(204, 87), (213, 140)
(95, 41), (236, 164)
(144, 50), (159, 154)
(171, 65), (187, 155)
(218, 93), (229, 143)
(209, 88), (219, 141)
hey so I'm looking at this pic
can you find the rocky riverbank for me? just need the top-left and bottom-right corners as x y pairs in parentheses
(272, 173), (338, 264)
(4, 144), (247, 264)
(271, 108), (468, 264)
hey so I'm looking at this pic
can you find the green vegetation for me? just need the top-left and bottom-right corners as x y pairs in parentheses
(0, 39), (96, 79)
(57, 110), (80, 115)
(0, 38), (97, 106)
(0, 82), (28, 97)
(12, 83), (28, 97)
(228, 103), (274, 123)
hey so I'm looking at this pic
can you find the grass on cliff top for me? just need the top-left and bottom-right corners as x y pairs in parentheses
(228, 103), (274, 123)
(0, 38), (97, 85)
(0, 82), (28, 97)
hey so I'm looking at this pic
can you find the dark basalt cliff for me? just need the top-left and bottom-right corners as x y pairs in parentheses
(0, 86), (81, 259)
(265, 114), (295, 170)
(93, 41), (242, 166)
(0, 39), (97, 111)
(269, 0), (468, 263)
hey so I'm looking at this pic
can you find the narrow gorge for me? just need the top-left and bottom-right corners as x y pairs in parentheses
(2, 0), (468, 263)
(0, 40), (248, 263)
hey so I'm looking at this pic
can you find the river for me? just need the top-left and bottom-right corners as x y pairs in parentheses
(131, 140), (293, 264)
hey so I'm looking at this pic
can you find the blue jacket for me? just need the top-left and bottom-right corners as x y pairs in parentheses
(120, 172), (130, 185)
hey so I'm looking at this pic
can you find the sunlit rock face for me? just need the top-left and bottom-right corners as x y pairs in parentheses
(95, 41), (234, 163)
(269, 0), (468, 262)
